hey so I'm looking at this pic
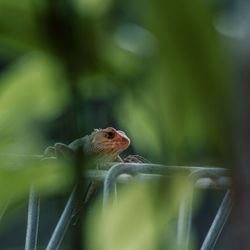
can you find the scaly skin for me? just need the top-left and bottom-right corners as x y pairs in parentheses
(43, 127), (132, 206)
(43, 127), (149, 224)
(44, 127), (130, 162)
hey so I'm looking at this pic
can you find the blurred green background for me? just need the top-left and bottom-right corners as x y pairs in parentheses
(0, 0), (240, 249)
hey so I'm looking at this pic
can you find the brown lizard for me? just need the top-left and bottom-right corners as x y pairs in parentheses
(43, 127), (149, 225)
(43, 127), (137, 205)
(44, 127), (131, 162)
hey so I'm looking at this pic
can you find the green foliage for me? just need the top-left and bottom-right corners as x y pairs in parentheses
(0, 158), (72, 205)
(117, 0), (235, 164)
(0, 0), (42, 54)
(0, 0), (236, 249)
(0, 52), (68, 154)
(0, 51), (71, 205)
(87, 180), (194, 250)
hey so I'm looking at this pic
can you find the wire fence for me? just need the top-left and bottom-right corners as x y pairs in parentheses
(1, 160), (232, 250)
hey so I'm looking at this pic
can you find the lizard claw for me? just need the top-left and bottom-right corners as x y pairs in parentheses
(123, 154), (150, 163)
(43, 146), (55, 157)
(54, 143), (75, 160)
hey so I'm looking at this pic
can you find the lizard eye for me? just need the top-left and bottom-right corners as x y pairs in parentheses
(106, 131), (115, 139)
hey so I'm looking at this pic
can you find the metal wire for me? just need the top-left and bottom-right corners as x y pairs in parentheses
(0, 156), (232, 250)
(177, 186), (194, 250)
(103, 163), (230, 206)
(0, 199), (10, 223)
(85, 170), (231, 189)
(25, 187), (40, 250)
(46, 187), (77, 250)
(102, 163), (232, 250)
(200, 190), (233, 250)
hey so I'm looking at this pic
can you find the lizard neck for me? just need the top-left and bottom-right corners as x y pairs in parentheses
(83, 135), (122, 162)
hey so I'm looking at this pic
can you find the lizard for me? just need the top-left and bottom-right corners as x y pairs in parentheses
(44, 127), (149, 165)
(43, 127), (147, 213)
(44, 127), (131, 163)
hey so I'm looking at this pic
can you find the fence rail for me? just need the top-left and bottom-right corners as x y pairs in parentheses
(0, 158), (232, 250)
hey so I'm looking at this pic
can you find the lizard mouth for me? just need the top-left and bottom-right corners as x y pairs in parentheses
(90, 127), (130, 157)
(116, 130), (130, 146)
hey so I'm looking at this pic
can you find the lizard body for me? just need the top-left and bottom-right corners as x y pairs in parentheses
(43, 127), (148, 224)
(43, 127), (131, 207)
(44, 127), (130, 162)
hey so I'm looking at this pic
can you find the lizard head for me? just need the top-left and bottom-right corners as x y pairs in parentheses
(89, 127), (130, 159)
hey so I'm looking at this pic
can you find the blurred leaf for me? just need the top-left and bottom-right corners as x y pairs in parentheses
(74, 0), (112, 18)
(0, 52), (68, 154)
(117, 94), (163, 161)
(102, 39), (145, 76)
(0, 158), (72, 206)
(117, 0), (234, 164)
(113, 23), (156, 57)
(0, 0), (42, 54)
(87, 179), (195, 250)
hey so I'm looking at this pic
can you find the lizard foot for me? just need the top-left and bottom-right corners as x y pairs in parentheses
(124, 154), (150, 163)
(54, 143), (74, 160)
(43, 146), (55, 157)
